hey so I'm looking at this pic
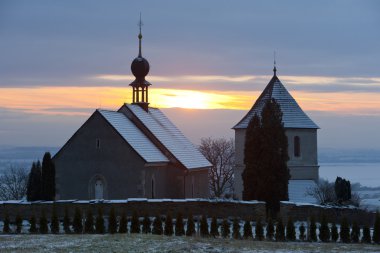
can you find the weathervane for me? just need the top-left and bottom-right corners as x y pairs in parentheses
(273, 51), (277, 75)
(138, 12), (143, 57)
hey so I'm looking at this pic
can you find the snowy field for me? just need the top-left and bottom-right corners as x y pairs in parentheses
(1, 234), (380, 253)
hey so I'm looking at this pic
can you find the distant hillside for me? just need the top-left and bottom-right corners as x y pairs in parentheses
(319, 148), (380, 163)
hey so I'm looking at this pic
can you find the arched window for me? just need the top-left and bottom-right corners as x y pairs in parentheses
(95, 179), (104, 199)
(151, 177), (155, 199)
(294, 136), (301, 157)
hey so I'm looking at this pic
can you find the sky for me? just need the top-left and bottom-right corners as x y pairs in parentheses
(0, 0), (380, 150)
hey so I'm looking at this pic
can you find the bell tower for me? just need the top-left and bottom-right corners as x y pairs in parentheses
(129, 14), (151, 111)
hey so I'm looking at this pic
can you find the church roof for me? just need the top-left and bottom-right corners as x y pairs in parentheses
(123, 104), (212, 170)
(98, 109), (169, 163)
(233, 75), (319, 129)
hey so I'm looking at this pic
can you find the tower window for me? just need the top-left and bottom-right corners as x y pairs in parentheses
(96, 139), (100, 149)
(294, 136), (301, 157)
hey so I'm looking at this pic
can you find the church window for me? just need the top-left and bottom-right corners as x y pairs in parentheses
(96, 138), (100, 149)
(95, 179), (104, 199)
(294, 136), (301, 157)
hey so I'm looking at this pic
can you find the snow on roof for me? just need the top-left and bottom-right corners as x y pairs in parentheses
(234, 75), (319, 129)
(288, 180), (318, 204)
(124, 104), (212, 170)
(98, 110), (169, 163)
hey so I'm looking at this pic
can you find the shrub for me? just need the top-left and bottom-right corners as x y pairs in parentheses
(318, 215), (330, 242)
(108, 207), (117, 234)
(299, 223), (306, 241)
(232, 218), (241, 239)
(275, 219), (285, 241)
(243, 220), (252, 239)
(73, 207), (83, 234)
(350, 221), (360, 243)
(152, 215), (163, 235)
(186, 214), (195, 236)
(331, 222), (339, 242)
(39, 211), (48, 234)
(29, 215), (37, 234)
(130, 211), (140, 234)
(84, 209), (94, 234)
(340, 217), (350, 243)
(15, 214), (23, 234)
(221, 219), (230, 238)
(142, 214), (151, 234)
(95, 208), (105, 234)
(286, 216), (296, 241)
(373, 212), (380, 243)
(3, 214), (11, 233)
(118, 212), (128, 234)
(210, 216), (219, 237)
(175, 212), (184, 236)
(50, 207), (59, 234)
(199, 215), (209, 237)
(266, 218), (274, 240)
(255, 219), (264, 240)
(63, 208), (71, 234)
(309, 216), (317, 242)
(362, 226), (371, 243)
(164, 213), (174, 236)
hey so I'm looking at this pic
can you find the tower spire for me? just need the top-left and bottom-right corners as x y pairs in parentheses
(273, 51), (277, 76)
(138, 12), (143, 57)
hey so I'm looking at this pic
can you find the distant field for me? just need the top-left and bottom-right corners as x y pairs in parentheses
(0, 234), (379, 253)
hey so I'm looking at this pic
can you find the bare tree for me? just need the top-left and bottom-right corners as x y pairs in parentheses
(199, 137), (235, 198)
(0, 166), (28, 200)
(306, 179), (335, 205)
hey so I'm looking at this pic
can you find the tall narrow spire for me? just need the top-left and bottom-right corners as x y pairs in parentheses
(138, 12), (143, 57)
(273, 51), (277, 76)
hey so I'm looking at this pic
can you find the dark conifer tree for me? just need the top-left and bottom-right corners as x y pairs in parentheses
(175, 212), (185, 236)
(340, 217), (350, 243)
(84, 209), (94, 233)
(362, 226), (371, 243)
(26, 161), (42, 201)
(309, 216), (317, 242)
(50, 207), (59, 234)
(118, 212), (128, 234)
(373, 212), (380, 244)
(186, 214), (195, 236)
(63, 208), (71, 234)
(209, 216), (219, 238)
(164, 213), (174, 236)
(39, 211), (48, 234)
(299, 223), (306, 241)
(232, 218), (241, 239)
(152, 215), (163, 235)
(221, 219), (230, 238)
(73, 207), (83, 234)
(350, 221), (360, 243)
(255, 219), (264, 241)
(41, 152), (55, 201)
(243, 220), (252, 239)
(29, 215), (37, 233)
(15, 214), (23, 234)
(335, 177), (351, 203)
(130, 211), (140, 234)
(331, 222), (339, 242)
(108, 207), (117, 234)
(3, 213), (11, 233)
(319, 215), (330, 242)
(266, 218), (274, 241)
(275, 219), (285, 241)
(200, 215), (209, 237)
(142, 214), (151, 234)
(286, 216), (296, 241)
(95, 208), (105, 234)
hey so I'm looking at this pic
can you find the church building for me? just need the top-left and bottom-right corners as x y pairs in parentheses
(233, 66), (319, 202)
(53, 27), (211, 200)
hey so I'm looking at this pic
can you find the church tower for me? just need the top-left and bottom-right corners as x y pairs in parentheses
(129, 15), (151, 111)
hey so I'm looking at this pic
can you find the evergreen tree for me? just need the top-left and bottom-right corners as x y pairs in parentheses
(39, 211), (48, 234)
(73, 207), (83, 234)
(108, 207), (117, 234)
(186, 214), (195, 236)
(350, 221), (360, 243)
(15, 214), (23, 234)
(275, 219), (285, 241)
(95, 208), (105, 234)
(243, 99), (290, 216)
(331, 222), (339, 242)
(266, 218), (274, 241)
(243, 220), (252, 239)
(209, 216), (219, 237)
(130, 211), (140, 234)
(340, 217), (350, 243)
(41, 152), (55, 201)
(200, 215), (209, 237)
(84, 209), (94, 233)
(255, 219), (264, 240)
(335, 177), (351, 203)
(309, 216), (317, 242)
(318, 215), (330, 242)
(63, 208), (71, 234)
(232, 218), (241, 239)
(26, 161), (42, 201)
(362, 226), (371, 243)
(175, 212), (185, 236)
(164, 213), (174, 236)
(152, 215), (163, 235)
(373, 212), (380, 244)
(3, 214), (11, 233)
(286, 216), (296, 241)
(299, 223), (306, 241)
(142, 214), (151, 234)
(118, 212), (128, 234)
(221, 219), (230, 238)
(29, 215), (37, 233)
(50, 207), (59, 234)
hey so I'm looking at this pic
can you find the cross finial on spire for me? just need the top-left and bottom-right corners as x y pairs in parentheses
(138, 12), (143, 57)
(273, 51), (277, 76)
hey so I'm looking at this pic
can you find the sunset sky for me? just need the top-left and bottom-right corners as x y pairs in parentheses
(1, 0), (380, 149)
